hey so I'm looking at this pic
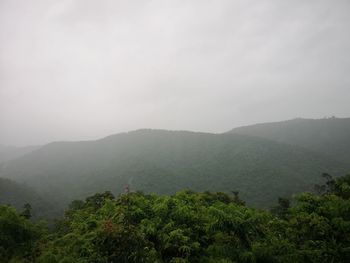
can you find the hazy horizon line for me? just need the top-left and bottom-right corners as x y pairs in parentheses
(2, 115), (348, 148)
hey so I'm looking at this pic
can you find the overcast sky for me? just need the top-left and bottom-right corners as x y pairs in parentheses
(1, 0), (350, 146)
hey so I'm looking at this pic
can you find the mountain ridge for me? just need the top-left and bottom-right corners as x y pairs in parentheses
(1, 128), (347, 210)
(1, 117), (349, 215)
(229, 117), (350, 163)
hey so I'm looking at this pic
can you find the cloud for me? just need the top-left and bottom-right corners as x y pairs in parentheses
(1, 0), (350, 145)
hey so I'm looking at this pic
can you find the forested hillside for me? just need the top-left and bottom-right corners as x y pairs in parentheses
(1, 174), (349, 262)
(0, 130), (346, 211)
(230, 117), (350, 163)
(0, 177), (57, 219)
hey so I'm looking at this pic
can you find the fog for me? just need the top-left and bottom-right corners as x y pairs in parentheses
(1, 0), (349, 146)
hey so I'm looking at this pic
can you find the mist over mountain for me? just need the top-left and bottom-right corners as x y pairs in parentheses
(0, 177), (56, 219)
(2, 1), (350, 261)
(230, 117), (350, 163)
(1, 118), (348, 213)
(0, 145), (41, 163)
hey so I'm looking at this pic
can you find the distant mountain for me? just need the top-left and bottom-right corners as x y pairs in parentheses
(0, 145), (41, 163)
(229, 117), (350, 163)
(0, 177), (57, 219)
(0, 129), (346, 209)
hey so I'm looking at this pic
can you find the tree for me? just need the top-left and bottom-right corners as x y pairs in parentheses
(271, 197), (290, 219)
(0, 205), (43, 262)
(20, 203), (32, 219)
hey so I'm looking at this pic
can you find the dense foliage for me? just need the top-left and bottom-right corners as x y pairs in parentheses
(0, 205), (44, 262)
(1, 174), (349, 262)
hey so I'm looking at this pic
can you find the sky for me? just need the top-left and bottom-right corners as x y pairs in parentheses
(1, 0), (350, 146)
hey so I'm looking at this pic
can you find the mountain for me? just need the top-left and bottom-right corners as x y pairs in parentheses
(0, 129), (346, 209)
(229, 117), (350, 164)
(0, 145), (41, 163)
(0, 177), (57, 219)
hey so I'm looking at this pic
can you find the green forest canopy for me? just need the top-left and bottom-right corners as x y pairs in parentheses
(1, 173), (350, 263)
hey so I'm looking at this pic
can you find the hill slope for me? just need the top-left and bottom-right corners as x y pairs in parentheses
(0, 177), (56, 219)
(0, 130), (346, 208)
(230, 117), (350, 163)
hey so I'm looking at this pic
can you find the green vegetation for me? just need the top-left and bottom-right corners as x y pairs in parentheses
(0, 205), (44, 262)
(0, 130), (346, 215)
(0, 178), (58, 220)
(1, 174), (349, 262)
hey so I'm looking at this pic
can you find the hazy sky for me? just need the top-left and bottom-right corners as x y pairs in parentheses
(1, 0), (350, 146)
